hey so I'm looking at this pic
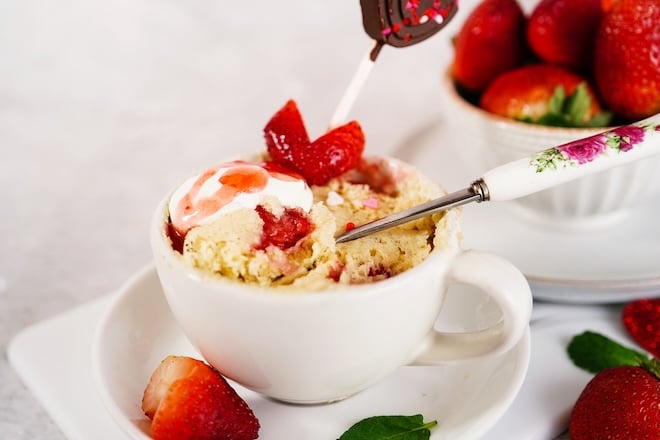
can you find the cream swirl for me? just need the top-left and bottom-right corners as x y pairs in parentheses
(168, 160), (313, 234)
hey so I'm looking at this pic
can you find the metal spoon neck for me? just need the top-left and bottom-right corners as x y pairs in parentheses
(335, 179), (489, 244)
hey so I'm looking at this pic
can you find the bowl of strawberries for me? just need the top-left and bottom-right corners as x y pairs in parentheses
(441, 0), (660, 229)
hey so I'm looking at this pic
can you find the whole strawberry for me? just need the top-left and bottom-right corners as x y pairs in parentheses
(527, 0), (604, 71)
(451, 0), (527, 92)
(569, 365), (660, 439)
(479, 64), (610, 127)
(593, 0), (660, 120)
(142, 355), (260, 440)
(567, 331), (660, 439)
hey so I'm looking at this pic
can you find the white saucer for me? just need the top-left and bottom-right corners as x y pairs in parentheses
(91, 266), (530, 440)
(393, 120), (660, 304)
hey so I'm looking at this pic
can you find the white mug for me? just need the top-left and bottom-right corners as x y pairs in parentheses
(150, 176), (532, 404)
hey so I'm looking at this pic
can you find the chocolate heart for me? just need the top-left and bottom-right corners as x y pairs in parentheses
(360, 0), (459, 60)
(622, 299), (660, 358)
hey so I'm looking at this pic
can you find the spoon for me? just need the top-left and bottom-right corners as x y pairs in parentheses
(336, 114), (660, 243)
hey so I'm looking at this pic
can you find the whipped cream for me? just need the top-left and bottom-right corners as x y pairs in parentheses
(168, 160), (313, 234)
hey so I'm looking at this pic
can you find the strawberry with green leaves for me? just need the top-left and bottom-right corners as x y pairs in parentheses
(479, 64), (611, 127)
(593, 0), (660, 120)
(142, 355), (260, 440)
(527, 0), (604, 71)
(451, 0), (527, 93)
(567, 331), (660, 439)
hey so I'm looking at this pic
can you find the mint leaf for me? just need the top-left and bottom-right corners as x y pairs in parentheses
(567, 330), (648, 374)
(338, 415), (437, 440)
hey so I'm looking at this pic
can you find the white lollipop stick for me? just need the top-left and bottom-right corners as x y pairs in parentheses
(328, 44), (381, 129)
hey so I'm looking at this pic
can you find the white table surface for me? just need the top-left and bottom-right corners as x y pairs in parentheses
(0, 1), (482, 438)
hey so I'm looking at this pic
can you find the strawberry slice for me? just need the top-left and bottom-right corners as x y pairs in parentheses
(302, 120), (365, 185)
(142, 355), (260, 440)
(264, 100), (365, 186)
(264, 99), (310, 165)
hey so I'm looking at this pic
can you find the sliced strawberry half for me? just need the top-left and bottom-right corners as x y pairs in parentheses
(264, 100), (365, 186)
(300, 120), (365, 185)
(264, 99), (310, 165)
(142, 355), (260, 440)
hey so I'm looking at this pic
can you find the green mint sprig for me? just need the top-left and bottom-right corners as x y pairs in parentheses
(567, 330), (660, 377)
(338, 414), (437, 440)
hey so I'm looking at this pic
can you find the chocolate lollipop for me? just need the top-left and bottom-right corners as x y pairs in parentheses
(329, 0), (458, 127)
(361, 0), (459, 60)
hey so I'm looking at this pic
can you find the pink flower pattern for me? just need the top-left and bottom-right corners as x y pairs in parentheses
(530, 121), (660, 173)
(609, 125), (645, 152)
(557, 136), (607, 164)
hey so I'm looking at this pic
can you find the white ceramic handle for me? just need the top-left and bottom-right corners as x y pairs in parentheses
(412, 250), (532, 363)
(482, 114), (660, 201)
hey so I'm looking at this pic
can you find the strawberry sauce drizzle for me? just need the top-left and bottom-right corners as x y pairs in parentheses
(168, 161), (304, 252)
(174, 164), (268, 234)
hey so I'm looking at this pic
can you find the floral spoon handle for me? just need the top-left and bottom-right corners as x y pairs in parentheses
(336, 114), (660, 243)
(484, 114), (660, 201)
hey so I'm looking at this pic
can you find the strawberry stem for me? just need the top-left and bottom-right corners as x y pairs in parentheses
(530, 83), (612, 128)
(641, 357), (660, 381)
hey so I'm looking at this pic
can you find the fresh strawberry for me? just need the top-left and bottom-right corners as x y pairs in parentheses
(600, 0), (618, 12)
(569, 365), (660, 439)
(527, 0), (604, 71)
(623, 299), (660, 359)
(264, 99), (310, 165)
(593, 0), (660, 120)
(451, 0), (527, 92)
(567, 331), (660, 439)
(142, 355), (260, 440)
(479, 64), (611, 127)
(264, 100), (365, 186)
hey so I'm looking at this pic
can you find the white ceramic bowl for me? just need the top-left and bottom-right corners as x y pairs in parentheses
(440, 71), (660, 230)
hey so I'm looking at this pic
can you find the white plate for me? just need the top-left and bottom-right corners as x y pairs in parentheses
(91, 266), (530, 440)
(9, 265), (631, 439)
(394, 120), (660, 304)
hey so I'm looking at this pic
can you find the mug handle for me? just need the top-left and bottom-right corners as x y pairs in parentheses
(412, 249), (532, 363)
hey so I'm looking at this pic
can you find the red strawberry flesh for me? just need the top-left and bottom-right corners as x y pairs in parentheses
(302, 121), (365, 185)
(142, 355), (259, 440)
(264, 100), (365, 186)
(569, 365), (660, 439)
(479, 64), (604, 125)
(623, 299), (660, 359)
(593, 0), (660, 119)
(255, 205), (312, 250)
(264, 99), (310, 165)
(451, 0), (527, 92)
(527, 0), (603, 71)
